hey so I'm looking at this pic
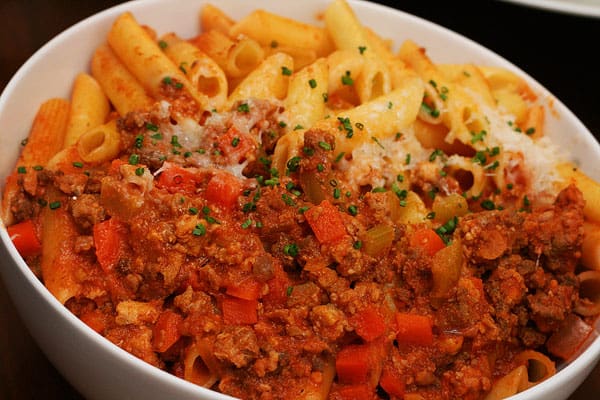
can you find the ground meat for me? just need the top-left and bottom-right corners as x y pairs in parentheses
(70, 194), (106, 230)
(213, 326), (260, 368)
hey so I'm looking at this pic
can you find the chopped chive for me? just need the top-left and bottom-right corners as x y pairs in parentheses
(318, 141), (331, 151)
(341, 71), (353, 86)
(128, 154), (140, 165)
(192, 223), (206, 236)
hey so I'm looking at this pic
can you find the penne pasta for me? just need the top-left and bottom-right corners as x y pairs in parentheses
(512, 350), (556, 389)
(574, 270), (600, 316)
(324, 0), (370, 55)
(16, 98), (70, 168)
(329, 74), (423, 153)
(230, 9), (334, 58)
(226, 52), (294, 108)
(284, 58), (328, 134)
(91, 43), (154, 116)
(199, 3), (234, 34)
(3, 2), (600, 400)
(40, 194), (101, 304)
(190, 29), (265, 80)
(76, 119), (121, 164)
(484, 365), (528, 400)
(107, 12), (207, 109)
(160, 32), (228, 111)
(64, 73), (110, 147)
(183, 338), (220, 388)
(582, 221), (600, 271)
(557, 163), (600, 223)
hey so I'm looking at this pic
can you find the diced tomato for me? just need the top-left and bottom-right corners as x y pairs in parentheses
(304, 200), (348, 244)
(215, 126), (256, 165)
(394, 312), (434, 346)
(204, 171), (242, 210)
(156, 164), (204, 195)
(7, 219), (41, 257)
(379, 365), (405, 397)
(350, 306), (387, 342)
(409, 228), (445, 256)
(336, 344), (372, 384)
(221, 296), (258, 325)
(330, 384), (374, 400)
(153, 310), (184, 353)
(226, 276), (263, 300)
(263, 262), (292, 307)
(93, 218), (128, 272)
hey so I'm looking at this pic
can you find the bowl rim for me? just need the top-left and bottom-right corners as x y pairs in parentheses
(1, 1), (599, 399)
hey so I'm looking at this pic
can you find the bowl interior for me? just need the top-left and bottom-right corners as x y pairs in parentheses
(0, 1), (599, 399)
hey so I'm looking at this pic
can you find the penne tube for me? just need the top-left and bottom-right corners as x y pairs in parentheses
(328, 74), (423, 153)
(484, 365), (529, 400)
(191, 29), (265, 79)
(479, 65), (538, 102)
(0, 96), (68, 224)
(91, 43), (154, 116)
(285, 58), (328, 134)
(17, 98), (70, 168)
(264, 44), (318, 70)
(272, 129), (305, 178)
(521, 104), (544, 139)
(226, 52), (294, 108)
(64, 73), (110, 147)
(107, 12), (207, 109)
(230, 10), (334, 57)
(183, 338), (220, 388)
(574, 270), (600, 316)
(326, 50), (364, 108)
(324, 0), (392, 103)
(199, 3), (234, 34)
(512, 350), (556, 389)
(438, 64), (495, 107)
(40, 200), (84, 304)
(324, 0), (370, 55)
(160, 32), (228, 111)
(445, 155), (488, 198)
(582, 221), (600, 271)
(355, 54), (391, 103)
(76, 119), (121, 164)
(490, 87), (529, 125)
(557, 163), (600, 223)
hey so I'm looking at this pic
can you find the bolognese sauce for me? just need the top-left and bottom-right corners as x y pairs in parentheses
(3, 2), (600, 399)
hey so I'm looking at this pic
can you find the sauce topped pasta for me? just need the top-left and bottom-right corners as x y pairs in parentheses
(2, 1), (600, 399)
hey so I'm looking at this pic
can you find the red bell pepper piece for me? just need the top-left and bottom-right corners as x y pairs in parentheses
(221, 296), (258, 325)
(304, 200), (348, 244)
(7, 219), (41, 257)
(394, 312), (434, 346)
(409, 228), (445, 256)
(204, 171), (242, 210)
(153, 310), (184, 352)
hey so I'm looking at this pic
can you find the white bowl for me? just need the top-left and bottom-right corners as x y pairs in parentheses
(1, 1), (599, 399)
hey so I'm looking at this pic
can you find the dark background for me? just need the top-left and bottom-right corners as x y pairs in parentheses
(1, 0), (599, 399)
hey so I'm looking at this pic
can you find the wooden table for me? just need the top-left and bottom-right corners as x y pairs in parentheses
(1, 1), (599, 398)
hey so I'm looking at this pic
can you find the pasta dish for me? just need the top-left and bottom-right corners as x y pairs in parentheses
(2, 1), (600, 399)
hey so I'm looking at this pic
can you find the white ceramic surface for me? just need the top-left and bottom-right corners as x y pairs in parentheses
(501, 0), (600, 18)
(1, 1), (599, 399)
